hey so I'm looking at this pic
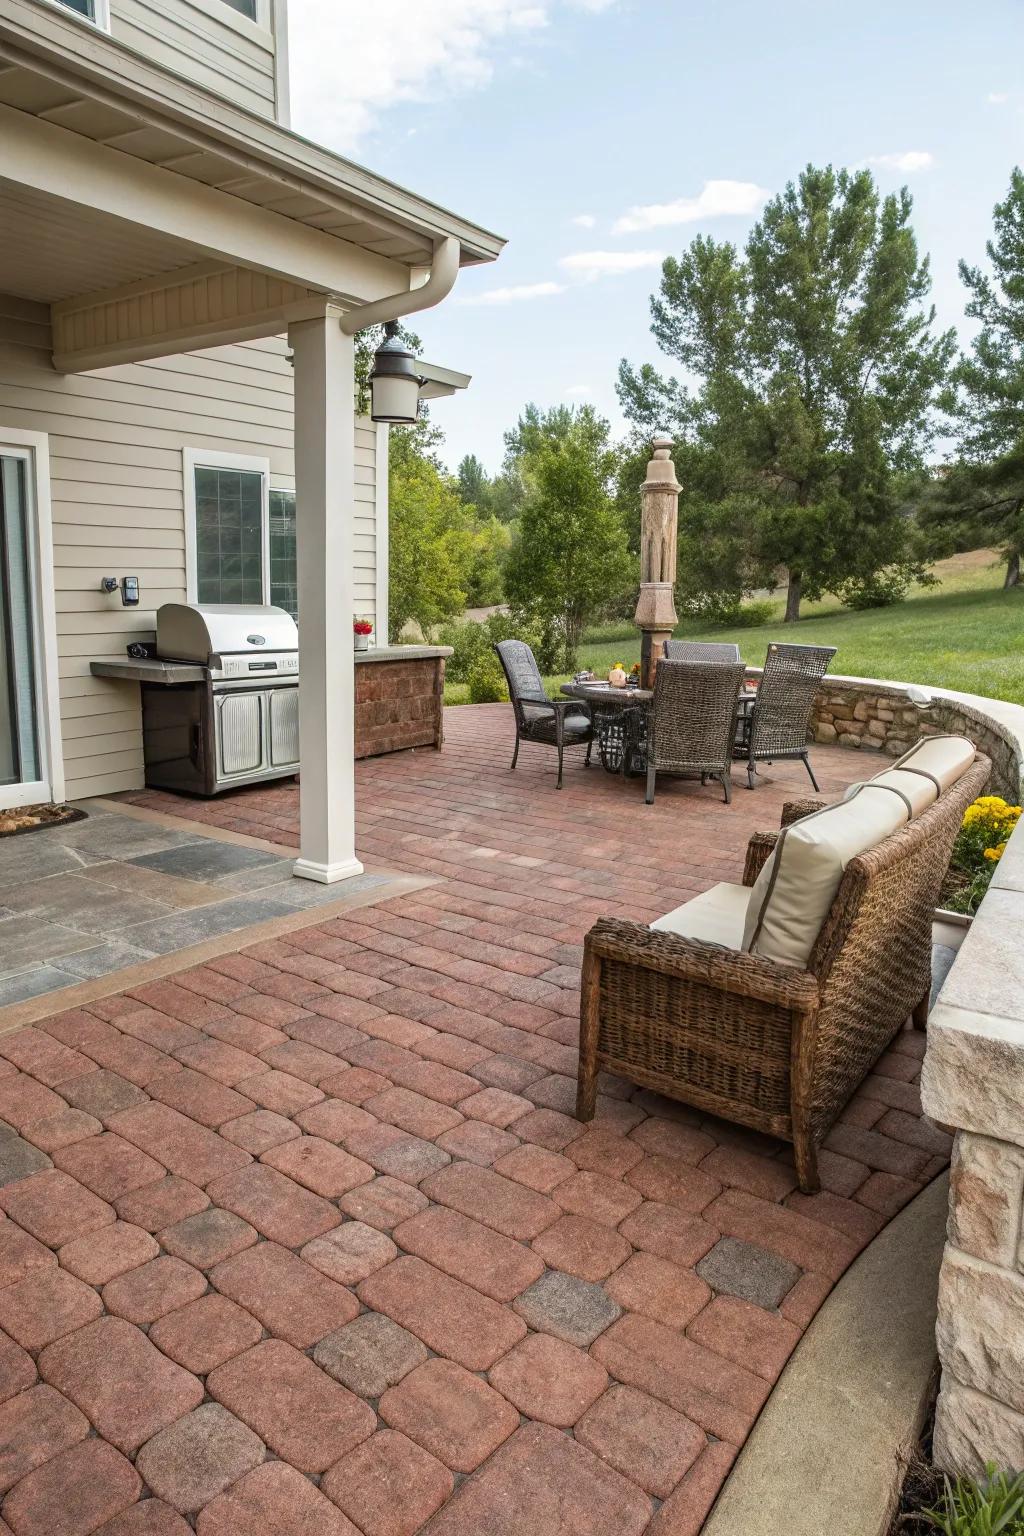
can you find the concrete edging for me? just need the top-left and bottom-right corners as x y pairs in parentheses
(702, 1174), (949, 1536)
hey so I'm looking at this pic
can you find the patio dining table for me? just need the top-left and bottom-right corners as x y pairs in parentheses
(561, 678), (757, 777)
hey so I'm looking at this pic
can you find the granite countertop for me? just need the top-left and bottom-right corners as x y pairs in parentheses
(355, 645), (453, 663)
(91, 645), (452, 686)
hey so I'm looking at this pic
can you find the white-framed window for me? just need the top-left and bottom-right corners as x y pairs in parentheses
(39, 0), (112, 31)
(220, 0), (258, 15)
(0, 428), (64, 811)
(184, 449), (297, 619)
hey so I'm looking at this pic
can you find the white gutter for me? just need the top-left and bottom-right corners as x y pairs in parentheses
(339, 236), (461, 334)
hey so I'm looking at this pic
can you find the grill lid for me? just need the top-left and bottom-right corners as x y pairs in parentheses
(156, 603), (298, 662)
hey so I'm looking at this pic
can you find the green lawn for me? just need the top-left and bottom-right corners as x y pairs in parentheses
(444, 551), (1024, 706)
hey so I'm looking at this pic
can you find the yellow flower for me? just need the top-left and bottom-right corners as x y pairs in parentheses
(983, 844), (1006, 862)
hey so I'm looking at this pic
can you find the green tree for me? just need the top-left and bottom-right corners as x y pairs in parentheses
(932, 168), (1024, 587)
(504, 409), (633, 670)
(619, 166), (954, 620)
(456, 454), (491, 510)
(387, 423), (474, 640)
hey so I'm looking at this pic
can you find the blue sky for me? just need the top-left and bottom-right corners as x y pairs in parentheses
(290, 0), (1024, 474)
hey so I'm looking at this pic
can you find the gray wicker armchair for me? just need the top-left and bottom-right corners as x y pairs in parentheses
(745, 642), (836, 792)
(577, 751), (990, 1192)
(664, 640), (742, 664)
(645, 659), (746, 805)
(493, 639), (593, 790)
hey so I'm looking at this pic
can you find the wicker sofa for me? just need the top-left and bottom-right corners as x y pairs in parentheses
(577, 737), (990, 1191)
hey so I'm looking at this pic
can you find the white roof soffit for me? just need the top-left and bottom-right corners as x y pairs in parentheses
(0, 0), (505, 273)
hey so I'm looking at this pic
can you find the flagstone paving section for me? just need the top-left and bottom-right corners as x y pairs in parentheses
(0, 705), (952, 1534)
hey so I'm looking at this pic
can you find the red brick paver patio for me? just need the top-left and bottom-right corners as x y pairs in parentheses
(0, 706), (950, 1535)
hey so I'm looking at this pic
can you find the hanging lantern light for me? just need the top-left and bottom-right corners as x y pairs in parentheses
(369, 321), (425, 425)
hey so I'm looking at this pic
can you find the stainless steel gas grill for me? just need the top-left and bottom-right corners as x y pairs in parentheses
(139, 603), (300, 795)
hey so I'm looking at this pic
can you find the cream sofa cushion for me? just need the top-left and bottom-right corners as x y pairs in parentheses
(651, 882), (749, 949)
(742, 734), (977, 969)
(741, 790), (906, 968)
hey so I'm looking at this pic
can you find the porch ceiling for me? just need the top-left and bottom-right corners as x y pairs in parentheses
(0, 177), (207, 304)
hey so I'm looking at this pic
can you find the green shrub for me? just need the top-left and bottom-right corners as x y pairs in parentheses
(730, 599), (777, 628)
(467, 654), (508, 704)
(840, 568), (912, 610)
(677, 588), (744, 625)
(922, 1463), (1024, 1535)
(438, 612), (543, 683)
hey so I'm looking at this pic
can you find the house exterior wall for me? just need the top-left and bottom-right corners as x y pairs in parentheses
(109, 0), (282, 118)
(0, 292), (380, 800)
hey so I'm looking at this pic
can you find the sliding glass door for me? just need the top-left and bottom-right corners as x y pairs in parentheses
(0, 449), (47, 807)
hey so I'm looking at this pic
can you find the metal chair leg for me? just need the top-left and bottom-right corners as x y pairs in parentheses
(645, 764), (656, 804)
(722, 771), (732, 804)
(746, 759), (757, 790)
(511, 736), (520, 771)
(556, 742), (564, 790)
(802, 752), (821, 792)
(585, 737), (593, 767)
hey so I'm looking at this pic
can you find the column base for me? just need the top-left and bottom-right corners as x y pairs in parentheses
(293, 856), (365, 885)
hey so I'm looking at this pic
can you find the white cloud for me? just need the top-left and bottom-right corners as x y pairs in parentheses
(570, 213), (597, 228)
(569, 0), (618, 9)
(987, 91), (1010, 105)
(457, 280), (567, 306)
(560, 249), (665, 280)
(865, 150), (935, 173)
(289, 0), (549, 150)
(613, 179), (768, 234)
(565, 384), (593, 396)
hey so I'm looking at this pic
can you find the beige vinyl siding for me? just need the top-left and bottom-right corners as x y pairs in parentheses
(0, 294), (381, 799)
(110, 0), (279, 119)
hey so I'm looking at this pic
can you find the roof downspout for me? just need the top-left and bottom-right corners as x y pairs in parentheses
(339, 235), (461, 334)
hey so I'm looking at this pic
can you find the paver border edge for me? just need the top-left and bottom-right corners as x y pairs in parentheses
(700, 1173), (948, 1536)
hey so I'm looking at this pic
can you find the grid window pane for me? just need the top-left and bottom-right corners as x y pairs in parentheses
(220, 0), (257, 16)
(269, 489), (297, 620)
(55, 0), (96, 15)
(195, 467), (264, 606)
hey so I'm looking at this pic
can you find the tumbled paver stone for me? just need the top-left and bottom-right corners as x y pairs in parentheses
(149, 1294), (263, 1375)
(532, 1212), (630, 1282)
(136, 1403), (265, 1516)
(379, 1358), (519, 1473)
(59, 1070), (148, 1121)
(391, 1205), (543, 1303)
(339, 1176), (428, 1232)
(321, 1429), (453, 1536)
(39, 1316), (203, 1455)
(261, 1136), (373, 1198)
(419, 1163), (559, 1241)
(207, 1340), (375, 1473)
(0, 1382), (88, 1494)
(0, 1223), (55, 1287)
(205, 1164), (338, 1247)
(313, 1312), (426, 1398)
(159, 1208), (257, 1269)
(0, 1329), (36, 1404)
(0, 1169), (114, 1248)
(513, 1268), (621, 1347)
(488, 1332), (608, 1428)
(575, 1383), (706, 1498)
(102, 1256), (207, 1325)
(359, 1255), (526, 1371)
(605, 1250), (711, 1329)
(115, 1177), (209, 1232)
(3, 1437), (141, 1536)
(0, 1135), (52, 1186)
(301, 1221), (397, 1286)
(695, 1235), (801, 1309)
(219, 1110), (300, 1156)
(58, 1221), (159, 1285)
(22, 1108), (101, 1154)
(0, 1266), (103, 1351)
(53, 1133), (166, 1202)
(210, 1242), (357, 1348)
(106, 1103), (251, 1188)
(195, 1462), (359, 1536)
(92, 1499), (192, 1534)
(424, 1420), (652, 1536)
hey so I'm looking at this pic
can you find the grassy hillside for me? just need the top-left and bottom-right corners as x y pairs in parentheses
(444, 552), (1024, 706)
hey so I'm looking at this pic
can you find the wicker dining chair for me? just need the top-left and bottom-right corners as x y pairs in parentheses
(645, 659), (746, 805)
(744, 642), (836, 792)
(493, 639), (593, 790)
(663, 640), (742, 664)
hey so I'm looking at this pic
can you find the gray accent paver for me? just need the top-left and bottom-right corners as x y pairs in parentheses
(0, 1136), (53, 1186)
(514, 1268), (622, 1346)
(696, 1236), (800, 1310)
(314, 1312), (427, 1398)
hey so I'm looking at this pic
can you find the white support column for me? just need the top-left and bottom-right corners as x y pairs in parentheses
(289, 306), (364, 884)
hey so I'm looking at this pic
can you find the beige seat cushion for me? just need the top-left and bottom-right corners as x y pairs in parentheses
(651, 882), (749, 949)
(842, 736), (977, 818)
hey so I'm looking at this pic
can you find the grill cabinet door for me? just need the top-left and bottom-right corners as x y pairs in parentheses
(216, 691), (264, 777)
(268, 686), (300, 768)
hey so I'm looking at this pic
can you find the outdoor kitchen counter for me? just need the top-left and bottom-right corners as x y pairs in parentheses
(91, 644), (453, 760)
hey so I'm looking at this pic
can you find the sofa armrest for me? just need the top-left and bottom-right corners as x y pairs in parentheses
(780, 798), (827, 827)
(584, 917), (819, 1012)
(743, 831), (778, 887)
